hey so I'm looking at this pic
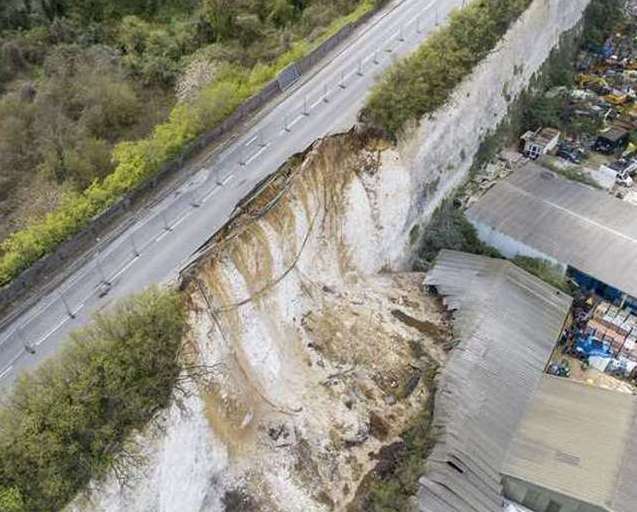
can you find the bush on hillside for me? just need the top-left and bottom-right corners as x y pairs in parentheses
(362, 0), (532, 136)
(414, 200), (501, 265)
(0, 287), (186, 512)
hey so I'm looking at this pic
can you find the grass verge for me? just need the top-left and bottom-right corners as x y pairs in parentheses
(362, 0), (533, 136)
(0, 0), (380, 287)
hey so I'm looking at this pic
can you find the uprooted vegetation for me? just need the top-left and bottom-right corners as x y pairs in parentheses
(347, 365), (438, 512)
(0, 0), (380, 286)
(0, 288), (186, 512)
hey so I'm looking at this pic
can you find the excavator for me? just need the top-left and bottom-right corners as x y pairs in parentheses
(577, 73), (610, 94)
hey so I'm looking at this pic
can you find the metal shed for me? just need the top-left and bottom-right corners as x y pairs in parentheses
(419, 250), (572, 512)
(466, 162), (637, 303)
(502, 375), (637, 512)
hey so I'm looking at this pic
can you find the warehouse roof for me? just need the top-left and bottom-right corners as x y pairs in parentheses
(503, 375), (637, 512)
(419, 250), (572, 512)
(466, 162), (637, 299)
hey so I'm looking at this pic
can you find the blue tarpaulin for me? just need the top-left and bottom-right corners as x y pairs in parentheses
(575, 333), (613, 359)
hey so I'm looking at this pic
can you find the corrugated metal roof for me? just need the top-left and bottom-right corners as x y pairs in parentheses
(419, 250), (572, 512)
(466, 162), (637, 299)
(502, 375), (637, 512)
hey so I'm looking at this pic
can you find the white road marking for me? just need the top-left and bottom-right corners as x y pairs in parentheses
(36, 317), (68, 347)
(202, 186), (220, 203)
(109, 256), (139, 282)
(245, 144), (269, 166)
(0, 365), (13, 381)
(171, 211), (192, 230)
(223, 174), (235, 185)
(0, 0), (459, 378)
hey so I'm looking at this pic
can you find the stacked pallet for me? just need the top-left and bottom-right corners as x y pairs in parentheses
(588, 301), (637, 361)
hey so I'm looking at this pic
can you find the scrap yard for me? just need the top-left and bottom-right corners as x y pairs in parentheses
(519, 10), (637, 195)
(455, 3), (637, 399)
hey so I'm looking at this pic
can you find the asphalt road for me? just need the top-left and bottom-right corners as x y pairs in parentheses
(0, 0), (463, 388)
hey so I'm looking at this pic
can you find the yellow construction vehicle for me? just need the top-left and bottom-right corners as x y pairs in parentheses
(603, 93), (631, 106)
(578, 74), (609, 91)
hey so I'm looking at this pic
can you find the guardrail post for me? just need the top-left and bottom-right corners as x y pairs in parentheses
(302, 95), (310, 116)
(58, 290), (76, 319)
(356, 59), (363, 76)
(283, 115), (291, 132)
(96, 254), (110, 285)
(323, 83), (329, 103)
(373, 50), (379, 64)
(339, 70), (347, 89)
(130, 235), (141, 256)
(161, 212), (172, 232)
(398, 25), (405, 42)
(238, 142), (248, 166)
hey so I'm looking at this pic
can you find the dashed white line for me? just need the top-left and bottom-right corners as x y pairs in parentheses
(1, 0), (452, 380)
(245, 144), (269, 166)
(109, 256), (139, 282)
(202, 186), (220, 203)
(0, 365), (13, 381)
(36, 316), (68, 347)
(171, 211), (192, 230)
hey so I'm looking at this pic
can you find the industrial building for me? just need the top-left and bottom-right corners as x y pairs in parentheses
(420, 250), (637, 512)
(503, 375), (637, 512)
(466, 162), (637, 310)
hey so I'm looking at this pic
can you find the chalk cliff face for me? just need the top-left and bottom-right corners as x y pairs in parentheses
(70, 133), (450, 512)
(68, 0), (592, 510)
(399, 0), (591, 247)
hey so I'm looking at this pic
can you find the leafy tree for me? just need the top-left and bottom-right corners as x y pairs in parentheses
(201, 0), (237, 41)
(0, 0), (32, 31)
(38, 0), (67, 22)
(269, 0), (296, 27)
(0, 487), (24, 512)
(0, 288), (186, 512)
(583, 0), (624, 47)
(522, 94), (567, 132)
(415, 200), (501, 264)
(0, 0), (376, 283)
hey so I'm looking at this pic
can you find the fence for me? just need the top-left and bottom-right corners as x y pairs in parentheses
(0, 6), (380, 320)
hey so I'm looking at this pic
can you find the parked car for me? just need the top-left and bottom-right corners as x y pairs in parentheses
(556, 142), (586, 164)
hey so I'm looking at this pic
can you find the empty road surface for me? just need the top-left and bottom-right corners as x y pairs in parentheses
(0, 0), (463, 387)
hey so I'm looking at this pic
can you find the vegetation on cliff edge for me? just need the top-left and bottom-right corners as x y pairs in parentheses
(0, 287), (186, 512)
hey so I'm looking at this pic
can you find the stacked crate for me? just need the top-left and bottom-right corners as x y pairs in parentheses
(587, 301), (637, 361)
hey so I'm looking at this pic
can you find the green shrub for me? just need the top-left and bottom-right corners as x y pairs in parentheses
(0, 487), (24, 512)
(0, 287), (186, 512)
(0, 0), (377, 287)
(512, 255), (571, 293)
(363, 0), (532, 136)
(414, 200), (501, 265)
